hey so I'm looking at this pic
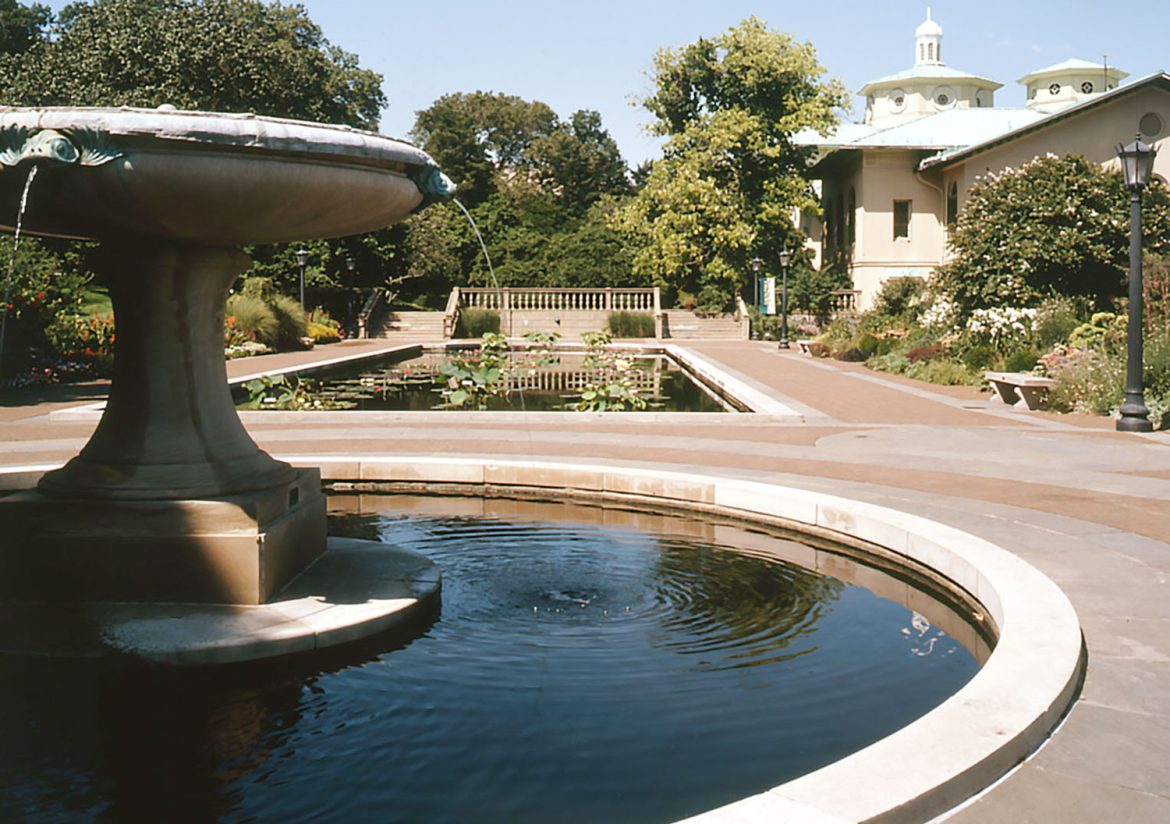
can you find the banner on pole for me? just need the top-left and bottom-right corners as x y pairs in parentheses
(763, 277), (777, 315)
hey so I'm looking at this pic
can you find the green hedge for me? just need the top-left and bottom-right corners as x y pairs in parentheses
(606, 311), (655, 338)
(455, 308), (500, 338)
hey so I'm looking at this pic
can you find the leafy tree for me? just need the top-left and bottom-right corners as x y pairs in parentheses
(0, 0), (48, 55)
(405, 94), (633, 297)
(411, 92), (559, 207)
(0, 0), (386, 129)
(936, 154), (1170, 314)
(529, 110), (631, 216)
(614, 17), (846, 310)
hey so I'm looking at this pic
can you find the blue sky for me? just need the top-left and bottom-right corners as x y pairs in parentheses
(49, 1), (1170, 165)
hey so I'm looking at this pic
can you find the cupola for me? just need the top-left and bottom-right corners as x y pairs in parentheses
(915, 8), (943, 66)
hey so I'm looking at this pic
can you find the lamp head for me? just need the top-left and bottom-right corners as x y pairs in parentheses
(779, 249), (791, 268)
(1116, 133), (1158, 190)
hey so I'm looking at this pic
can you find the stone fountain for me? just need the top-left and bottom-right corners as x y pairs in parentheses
(0, 107), (451, 659)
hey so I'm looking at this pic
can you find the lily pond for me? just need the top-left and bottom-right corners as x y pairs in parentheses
(235, 349), (730, 413)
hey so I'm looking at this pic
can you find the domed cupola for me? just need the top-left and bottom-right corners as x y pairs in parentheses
(859, 10), (1001, 126)
(915, 8), (943, 66)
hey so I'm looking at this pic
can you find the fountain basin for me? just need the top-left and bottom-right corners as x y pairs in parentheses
(0, 107), (446, 243)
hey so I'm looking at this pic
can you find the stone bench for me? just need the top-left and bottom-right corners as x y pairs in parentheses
(796, 339), (830, 357)
(984, 371), (1055, 411)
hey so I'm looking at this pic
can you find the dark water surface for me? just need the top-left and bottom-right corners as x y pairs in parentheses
(236, 352), (728, 412)
(0, 498), (981, 823)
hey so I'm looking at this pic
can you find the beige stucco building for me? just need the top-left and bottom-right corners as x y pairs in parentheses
(800, 10), (1170, 309)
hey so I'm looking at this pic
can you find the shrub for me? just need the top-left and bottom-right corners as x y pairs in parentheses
(1068, 312), (1125, 350)
(856, 333), (879, 358)
(268, 294), (309, 349)
(1032, 295), (1084, 349)
(961, 344), (996, 371)
(837, 347), (866, 362)
(607, 311), (655, 338)
(907, 342), (948, 363)
(307, 321), (340, 344)
(455, 308), (500, 338)
(873, 276), (926, 319)
(908, 359), (980, 385)
(1005, 349), (1039, 373)
(226, 294), (278, 346)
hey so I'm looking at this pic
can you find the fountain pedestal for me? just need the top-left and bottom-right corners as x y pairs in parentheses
(0, 108), (451, 658)
(0, 242), (326, 604)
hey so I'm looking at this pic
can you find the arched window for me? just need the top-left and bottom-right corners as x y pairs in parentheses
(946, 182), (959, 226)
(928, 43), (934, 62)
(919, 44), (925, 62)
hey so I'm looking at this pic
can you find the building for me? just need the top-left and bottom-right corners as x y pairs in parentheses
(799, 10), (1170, 309)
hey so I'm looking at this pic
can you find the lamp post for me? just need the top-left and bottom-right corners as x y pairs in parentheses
(777, 248), (791, 350)
(294, 247), (309, 309)
(345, 254), (358, 334)
(1115, 134), (1157, 432)
(750, 257), (762, 340)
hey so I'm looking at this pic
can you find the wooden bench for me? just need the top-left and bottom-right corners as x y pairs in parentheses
(796, 339), (830, 358)
(984, 371), (1055, 411)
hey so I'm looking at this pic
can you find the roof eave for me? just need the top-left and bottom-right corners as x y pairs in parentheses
(920, 72), (1170, 171)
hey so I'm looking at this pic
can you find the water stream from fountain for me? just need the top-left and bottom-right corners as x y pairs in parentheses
(451, 197), (538, 432)
(0, 165), (40, 381)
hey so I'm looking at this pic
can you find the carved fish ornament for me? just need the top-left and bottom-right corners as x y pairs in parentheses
(0, 126), (123, 167)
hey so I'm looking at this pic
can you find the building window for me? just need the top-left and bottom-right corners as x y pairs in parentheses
(1140, 112), (1164, 138)
(946, 182), (958, 226)
(847, 188), (857, 247)
(927, 43), (935, 62)
(893, 200), (911, 239)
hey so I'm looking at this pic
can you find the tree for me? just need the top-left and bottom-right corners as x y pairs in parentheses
(411, 92), (559, 207)
(935, 154), (1170, 315)
(0, 0), (48, 56)
(0, 0), (386, 130)
(614, 18), (846, 310)
(405, 93), (633, 298)
(528, 110), (631, 216)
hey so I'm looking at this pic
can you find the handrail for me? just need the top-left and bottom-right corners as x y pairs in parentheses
(443, 286), (461, 339)
(356, 289), (384, 339)
(829, 289), (862, 314)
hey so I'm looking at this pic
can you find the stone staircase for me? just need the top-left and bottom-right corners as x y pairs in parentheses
(369, 310), (446, 341)
(661, 310), (747, 340)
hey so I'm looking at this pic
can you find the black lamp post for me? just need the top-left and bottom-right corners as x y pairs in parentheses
(294, 247), (310, 309)
(1115, 134), (1157, 432)
(777, 248), (791, 350)
(751, 257), (762, 308)
(345, 254), (358, 333)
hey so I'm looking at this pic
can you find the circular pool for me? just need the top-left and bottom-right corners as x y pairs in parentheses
(0, 495), (984, 823)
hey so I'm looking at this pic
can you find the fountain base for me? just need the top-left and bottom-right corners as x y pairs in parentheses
(0, 468), (326, 604)
(0, 536), (441, 665)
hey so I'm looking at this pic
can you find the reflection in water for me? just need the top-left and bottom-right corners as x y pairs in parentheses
(0, 504), (980, 823)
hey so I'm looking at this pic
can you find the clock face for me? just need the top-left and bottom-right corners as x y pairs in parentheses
(1049, 83), (1062, 95)
(1081, 81), (1094, 94)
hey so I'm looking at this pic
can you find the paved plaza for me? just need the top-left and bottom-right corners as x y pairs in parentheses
(2, 338), (1168, 821)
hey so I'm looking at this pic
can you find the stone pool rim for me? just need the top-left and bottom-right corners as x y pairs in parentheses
(0, 456), (1084, 824)
(44, 340), (804, 422)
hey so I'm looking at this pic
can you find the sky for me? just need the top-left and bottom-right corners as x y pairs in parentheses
(48, 1), (1170, 165)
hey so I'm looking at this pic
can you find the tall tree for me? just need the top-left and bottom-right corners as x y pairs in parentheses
(529, 110), (631, 216)
(0, 0), (48, 55)
(614, 17), (845, 309)
(411, 91), (559, 207)
(0, 0), (386, 129)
